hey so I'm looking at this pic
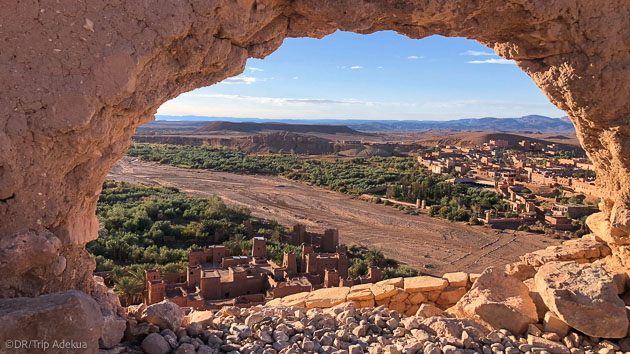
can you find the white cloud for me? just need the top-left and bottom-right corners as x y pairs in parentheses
(247, 67), (264, 72)
(407, 55), (425, 59)
(466, 58), (516, 65)
(220, 76), (258, 84)
(185, 93), (387, 106)
(377, 66), (383, 69)
(423, 99), (556, 110)
(461, 50), (496, 56)
(350, 66), (363, 69)
(292, 76), (299, 80)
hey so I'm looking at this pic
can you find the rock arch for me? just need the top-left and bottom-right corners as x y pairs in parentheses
(1, 0), (629, 297)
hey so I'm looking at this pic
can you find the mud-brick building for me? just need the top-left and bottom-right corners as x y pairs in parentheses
(301, 244), (348, 281)
(289, 224), (339, 253)
(189, 245), (228, 266)
(144, 228), (381, 310)
(338, 267), (384, 287)
(144, 237), (318, 309)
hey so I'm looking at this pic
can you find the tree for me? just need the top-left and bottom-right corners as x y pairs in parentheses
(114, 276), (144, 306)
(224, 234), (248, 256)
(349, 259), (368, 277)
(365, 249), (386, 268)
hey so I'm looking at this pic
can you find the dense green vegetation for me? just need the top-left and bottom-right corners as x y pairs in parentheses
(389, 178), (508, 223)
(127, 143), (413, 194)
(127, 143), (507, 223)
(89, 181), (251, 273)
(347, 246), (418, 279)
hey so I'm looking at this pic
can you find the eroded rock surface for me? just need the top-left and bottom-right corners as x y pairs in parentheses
(450, 267), (538, 334)
(535, 261), (628, 338)
(0, 0), (629, 298)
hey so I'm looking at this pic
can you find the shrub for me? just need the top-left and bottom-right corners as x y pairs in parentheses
(429, 205), (441, 217)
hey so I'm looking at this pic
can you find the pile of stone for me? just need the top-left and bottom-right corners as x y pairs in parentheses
(111, 296), (629, 354)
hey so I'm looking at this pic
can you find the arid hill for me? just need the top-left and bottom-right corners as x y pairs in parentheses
(135, 131), (337, 155)
(196, 121), (365, 135)
(415, 131), (582, 151)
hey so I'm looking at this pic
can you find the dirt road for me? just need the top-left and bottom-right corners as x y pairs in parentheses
(108, 157), (558, 276)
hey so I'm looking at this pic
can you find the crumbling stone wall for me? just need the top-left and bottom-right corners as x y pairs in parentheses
(1, 0), (629, 297)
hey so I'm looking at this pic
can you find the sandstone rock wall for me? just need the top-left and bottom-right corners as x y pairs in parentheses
(1, 0), (629, 296)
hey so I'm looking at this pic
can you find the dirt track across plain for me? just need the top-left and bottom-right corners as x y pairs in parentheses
(108, 157), (559, 276)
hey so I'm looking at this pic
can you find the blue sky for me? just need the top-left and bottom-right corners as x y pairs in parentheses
(157, 31), (565, 121)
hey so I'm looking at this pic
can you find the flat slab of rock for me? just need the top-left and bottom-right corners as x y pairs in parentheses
(267, 291), (309, 307)
(535, 261), (628, 338)
(347, 287), (374, 301)
(370, 284), (398, 301)
(376, 277), (404, 288)
(443, 272), (469, 287)
(450, 267), (538, 334)
(404, 276), (448, 293)
(0, 290), (103, 354)
(305, 287), (350, 309)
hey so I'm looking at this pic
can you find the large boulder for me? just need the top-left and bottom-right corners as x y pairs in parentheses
(100, 311), (127, 349)
(0, 290), (103, 354)
(535, 261), (628, 338)
(450, 267), (538, 334)
(141, 333), (171, 354)
(141, 300), (184, 331)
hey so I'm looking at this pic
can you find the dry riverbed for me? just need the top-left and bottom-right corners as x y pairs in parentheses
(108, 157), (559, 276)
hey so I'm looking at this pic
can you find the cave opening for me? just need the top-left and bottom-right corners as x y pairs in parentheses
(95, 31), (575, 291)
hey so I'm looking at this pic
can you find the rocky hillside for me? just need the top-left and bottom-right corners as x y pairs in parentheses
(131, 133), (412, 156)
(133, 132), (337, 155)
(196, 121), (365, 135)
(415, 131), (582, 151)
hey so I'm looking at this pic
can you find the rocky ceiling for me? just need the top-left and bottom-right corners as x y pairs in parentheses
(0, 0), (629, 297)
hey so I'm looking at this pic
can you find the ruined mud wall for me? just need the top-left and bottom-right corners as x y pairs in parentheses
(1, 0), (629, 297)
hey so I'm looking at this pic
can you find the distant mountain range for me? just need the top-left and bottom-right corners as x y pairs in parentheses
(348, 115), (574, 132)
(153, 115), (574, 133)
